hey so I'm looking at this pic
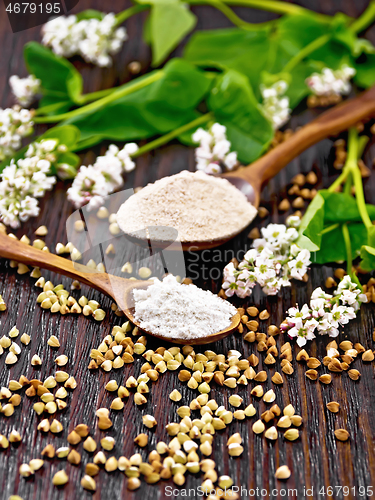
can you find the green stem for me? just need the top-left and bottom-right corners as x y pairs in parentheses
(343, 171), (352, 196)
(133, 113), (213, 158)
(328, 170), (350, 193)
(328, 127), (358, 194)
(115, 4), (148, 25)
(188, 0), (314, 17)
(342, 223), (353, 277)
(34, 101), (71, 116)
(200, 0), (266, 30)
(327, 129), (372, 231)
(344, 128), (372, 229)
(352, 157), (372, 229)
(350, 0), (375, 33)
(77, 88), (115, 105)
(283, 34), (330, 74)
(320, 223), (340, 235)
(34, 71), (163, 124)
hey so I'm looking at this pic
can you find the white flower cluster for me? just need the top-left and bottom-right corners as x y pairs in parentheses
(9, 75), (41, 107)
(0, 106), (34, 161)
(260, 80), (291, 130)
(282, 275), (367, 347)
(42, 13), (127, 67)
(0, 138), (68, 228)
(222, 217), (310, 298)
(192, 123), (238, 174)
(67, 143), (138, 210)
(306, 65), (356, 96)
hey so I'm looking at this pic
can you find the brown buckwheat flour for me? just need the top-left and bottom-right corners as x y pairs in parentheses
(117, 170), (257, 243)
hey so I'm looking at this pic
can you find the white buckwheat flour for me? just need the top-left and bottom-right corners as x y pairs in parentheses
(133, 275), (238, 339)
(117, 170), (257, 242)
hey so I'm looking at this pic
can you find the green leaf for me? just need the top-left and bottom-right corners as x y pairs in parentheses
(75, 9), (105, 20)
(39, 125), (81, 149)
(275, 12), (331, 54)
(296, 192), (325, 251)
(360, 244), (375, 271)
(63, 60), (211, 147)
(298, 189), (375, 265)
(24, 42), (83, 105)
(149, 1), (196, 67)
(354, 53), (375, 88)
(285, 60), (322, 108)
(184, 27), (271, 99)
(312, 223), (368, 264)
(360, 226), (375, 271)
(147, 58), (212, 109)
(321, 191), (375, 222)
(207, 70), (273, 163)
(57, 151), (80, 167)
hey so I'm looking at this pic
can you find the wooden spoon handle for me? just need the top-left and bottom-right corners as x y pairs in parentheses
(244, 85), (375, 187)
(0, 232), (101, 290)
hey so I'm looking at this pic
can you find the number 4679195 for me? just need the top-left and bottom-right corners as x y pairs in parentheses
(6, 3), (61, 14)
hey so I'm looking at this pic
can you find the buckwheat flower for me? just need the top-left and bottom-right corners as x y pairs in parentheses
(0, 106), (34, 161)
(42, 15), (80, 57)
(287, 304), (311, 322)
(310, 298), (327, 319)
(9, 74), (41, 107)
(335, 274), (367, 310)
(260, 80), (290, 130)
(242, 248), (258, 264)
(222, 218), (310, 298)
(288, 249), (311, 280)
(306, 65), (356, 97)
(102, 143), (139, 173)
(67, 142), (138, 210)
(67, 165), (108, 210)
(77, 14), (127, 67)
(282, 276), (365, 345)
(311, 287), (332, 301)
(0, 158), (56, 228)
(0, 136), (74, 227)
(193, 123), (238, 174)
(286, 214), (301, 228)
(42, 13), (127, 67)
(287, 317), (317, 347)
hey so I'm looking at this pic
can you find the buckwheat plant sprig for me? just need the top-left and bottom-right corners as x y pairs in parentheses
(192, 123), (238, 174)
(0, 106), (34, 161)
(222, 216), (311, 298)
(42, 14), (127, 67)
(0, 138), (72, 228)
(260, 80), (291, 130)
(306, 65), (356, 97)
(67, 142), (138, 210)
(9, 75), (41, 107)
(281, 275), (367, 347)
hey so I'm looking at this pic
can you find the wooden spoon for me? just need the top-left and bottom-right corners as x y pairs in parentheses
(0, 233), (240, 345)
(120, 85), (375, 251)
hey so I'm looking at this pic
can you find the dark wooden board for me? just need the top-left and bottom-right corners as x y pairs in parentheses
(0, 1), (375, 499)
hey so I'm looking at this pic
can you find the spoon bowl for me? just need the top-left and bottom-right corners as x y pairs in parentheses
(0, 233), (240, 345)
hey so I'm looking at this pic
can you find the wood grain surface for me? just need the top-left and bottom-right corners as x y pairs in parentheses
(0, 1), (375, 500)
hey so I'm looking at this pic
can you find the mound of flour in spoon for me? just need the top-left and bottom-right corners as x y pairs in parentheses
(117, 170), (257, 242)
(133, 275), (238, 339)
